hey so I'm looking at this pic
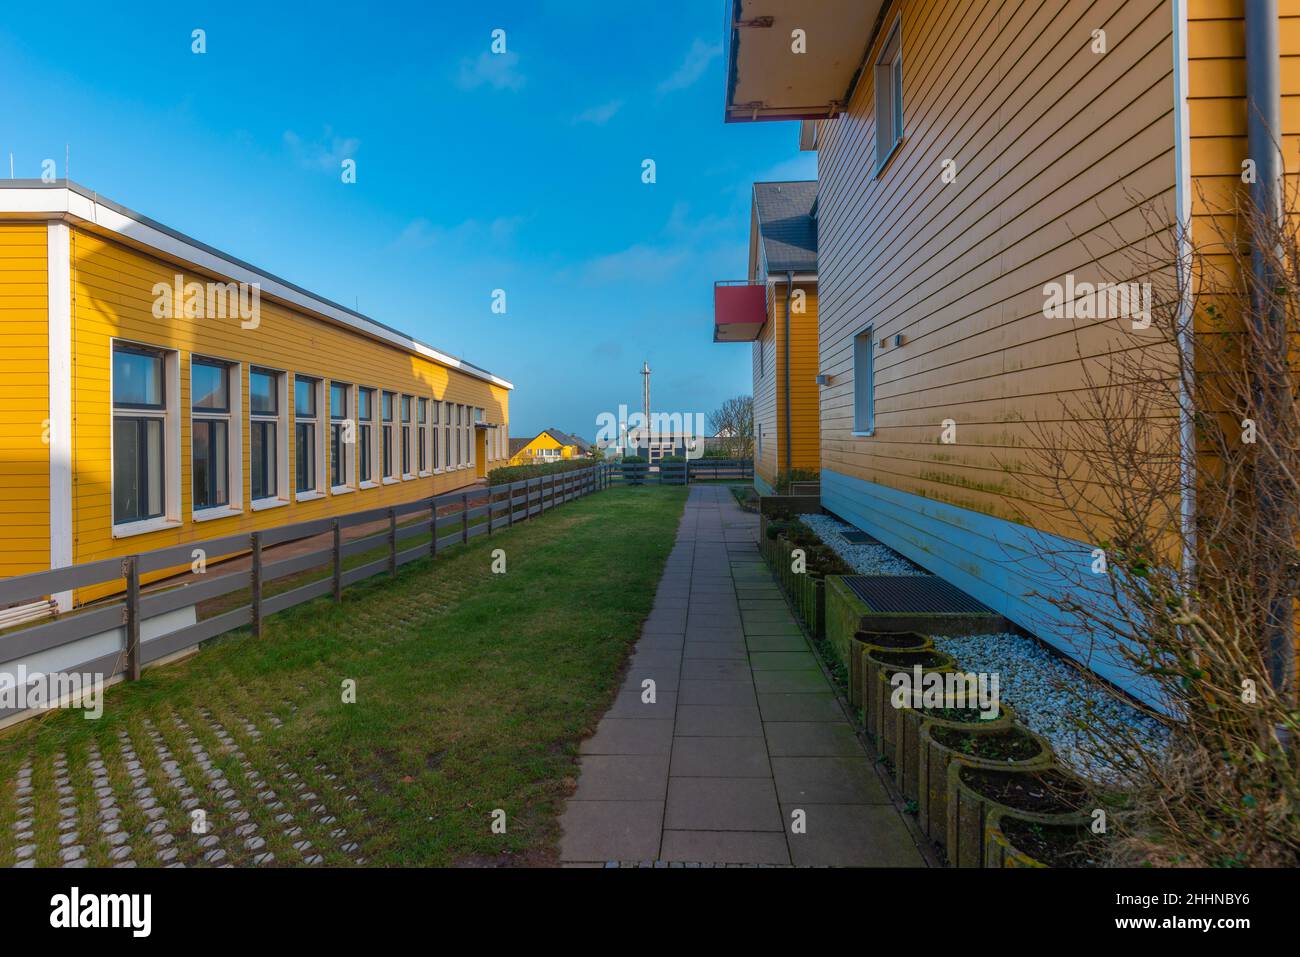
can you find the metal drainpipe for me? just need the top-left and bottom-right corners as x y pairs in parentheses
(1244, 1), (1295, 712)
(784, 270), (794, 477)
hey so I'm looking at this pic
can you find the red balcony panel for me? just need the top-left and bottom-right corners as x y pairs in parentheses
(713, 281), (766, 342)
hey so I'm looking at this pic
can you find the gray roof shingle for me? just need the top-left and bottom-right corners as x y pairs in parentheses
(753, 181), (817, 275)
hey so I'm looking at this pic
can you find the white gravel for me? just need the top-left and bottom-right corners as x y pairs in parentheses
(797, 513), (926, 576)
(930, 632), (1168, 782)
(796, 512), (1167, 780)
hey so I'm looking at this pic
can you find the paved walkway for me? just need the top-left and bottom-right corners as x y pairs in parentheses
(558, 485), (924, 866)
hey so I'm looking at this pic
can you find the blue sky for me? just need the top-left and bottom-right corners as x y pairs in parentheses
(0, 0), (815, 438)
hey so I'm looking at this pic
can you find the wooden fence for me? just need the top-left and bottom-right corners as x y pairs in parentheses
(607, 458), (753, 486)
(0, 465), (612, 722)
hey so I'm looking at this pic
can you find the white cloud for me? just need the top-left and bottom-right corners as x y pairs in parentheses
(283, 127), (360, 172)
(581, 244), (690, 284)
(392, 215), (524, 251)
(572, 99), (624, 125)
(658, 38), (722, 94)
(456, 50), (525, 91)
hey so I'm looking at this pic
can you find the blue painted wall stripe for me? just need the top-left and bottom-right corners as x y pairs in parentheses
(821, 468), (1162, 709)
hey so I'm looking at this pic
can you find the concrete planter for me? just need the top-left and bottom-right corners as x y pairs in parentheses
(893, 702), (1016, 805)
(862, 649), (955, 749)
(984, 807), (1095, 868)
(762, 533), (828, 640)
(946, 763), (1086, 868)
(824, 575), (871, 670)
(848, 630), (932, 709)
(918, 721), (1054, 851)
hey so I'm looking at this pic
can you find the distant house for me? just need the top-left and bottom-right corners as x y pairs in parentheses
(508, 428), (591, 465)
(714, 180), (819, 494)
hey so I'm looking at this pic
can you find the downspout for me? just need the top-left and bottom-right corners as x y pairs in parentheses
(1172, 0), (1196, 580)
(1244, 0), (1294, 707)
(784, 271), (793, 477)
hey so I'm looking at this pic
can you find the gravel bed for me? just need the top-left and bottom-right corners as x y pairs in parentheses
(797, 513), (926, 576)
(930, 631), (1168, 781)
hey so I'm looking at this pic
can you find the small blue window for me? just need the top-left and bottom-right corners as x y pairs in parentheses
(853, 327), (874, 435)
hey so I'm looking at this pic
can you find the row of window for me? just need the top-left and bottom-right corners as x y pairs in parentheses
(110, 342), (507, 531)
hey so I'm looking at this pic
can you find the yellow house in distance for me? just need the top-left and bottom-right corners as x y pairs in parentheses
(714, 181), (819, 494)
(0, 180), (512, 612)
(508, 428), (591, 466)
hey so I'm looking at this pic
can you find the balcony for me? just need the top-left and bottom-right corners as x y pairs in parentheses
(723, 0), (883, 123)
(714, 281), (767, 342)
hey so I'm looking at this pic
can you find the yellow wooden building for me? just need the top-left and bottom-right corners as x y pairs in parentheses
(721, 0), (1300, 700)
(0, 181), (512, 612)
(714, 181), (819, 494)
(507, 428), (591, 466)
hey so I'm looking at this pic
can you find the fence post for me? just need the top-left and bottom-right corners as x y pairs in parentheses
(461, 492), (469, 543)
(430, 499), (438, 558)
(388, 508), (397, 578)
(123, 556), (141, 681)
(508, 483), (515, 527)
(250, 532), (263, 639)
(332, 519), (342, 602)
(487, 489), (494, 537)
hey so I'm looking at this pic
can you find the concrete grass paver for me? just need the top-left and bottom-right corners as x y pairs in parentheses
(559, 486), (924, 867)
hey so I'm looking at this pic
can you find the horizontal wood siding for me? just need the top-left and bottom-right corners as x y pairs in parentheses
(816, 0), (1179, 544)
(68, 227), (509, 601)
(0, 224), (50, 578)
(772, 282), (821, 474)
(753, 291), (779, 488)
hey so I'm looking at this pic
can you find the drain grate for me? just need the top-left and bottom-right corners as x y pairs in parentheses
(838, 529), (875, 544)
(843, 575), (994, 615)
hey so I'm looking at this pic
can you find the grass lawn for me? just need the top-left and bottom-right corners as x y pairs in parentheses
(0, 485), (688, 867)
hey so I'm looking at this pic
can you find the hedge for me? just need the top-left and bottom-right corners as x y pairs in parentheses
(487, 458), (598, 485)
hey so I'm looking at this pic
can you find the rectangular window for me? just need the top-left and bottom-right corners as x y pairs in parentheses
(875, 20), (904, 174)
(295, 375), (320, 494)
(443, 402), (451, 469)
(250, 368), (281, 502)
(417, 397), (428, 473)
(431, 400), (441, 471)
(465, 407), (472, 469)
(191, 358), (232, 512)
(400, 394), (412, 477)
(454, 404), (462, 467)
(112, 344), (169, 526)
(853, 327), (875, 435)
(330, 381), (352, 489)
(358, 387), (375, 484)
(381, 390), (395, 479)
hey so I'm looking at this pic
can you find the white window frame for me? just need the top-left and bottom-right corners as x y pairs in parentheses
(417, 397), (431, 476)
(249, 366), (289, 511)
(294, 374), (325, 501)
(852, 326), (876, 437)
(381, 390), (398, 484)
(431, 399), (442, 473)
(462, 405), (471, 470)
(400, 393), (414, 480)
(190, 354), (243, 522)
(110, 339), (182, 538)
(357, 386), (379, 489)
(329, 380), (356, 495)
(874, 18), (904, 176)
(453, 404), (462, 468)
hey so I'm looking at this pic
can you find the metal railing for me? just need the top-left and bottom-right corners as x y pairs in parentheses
(0, 465), (613, 716)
